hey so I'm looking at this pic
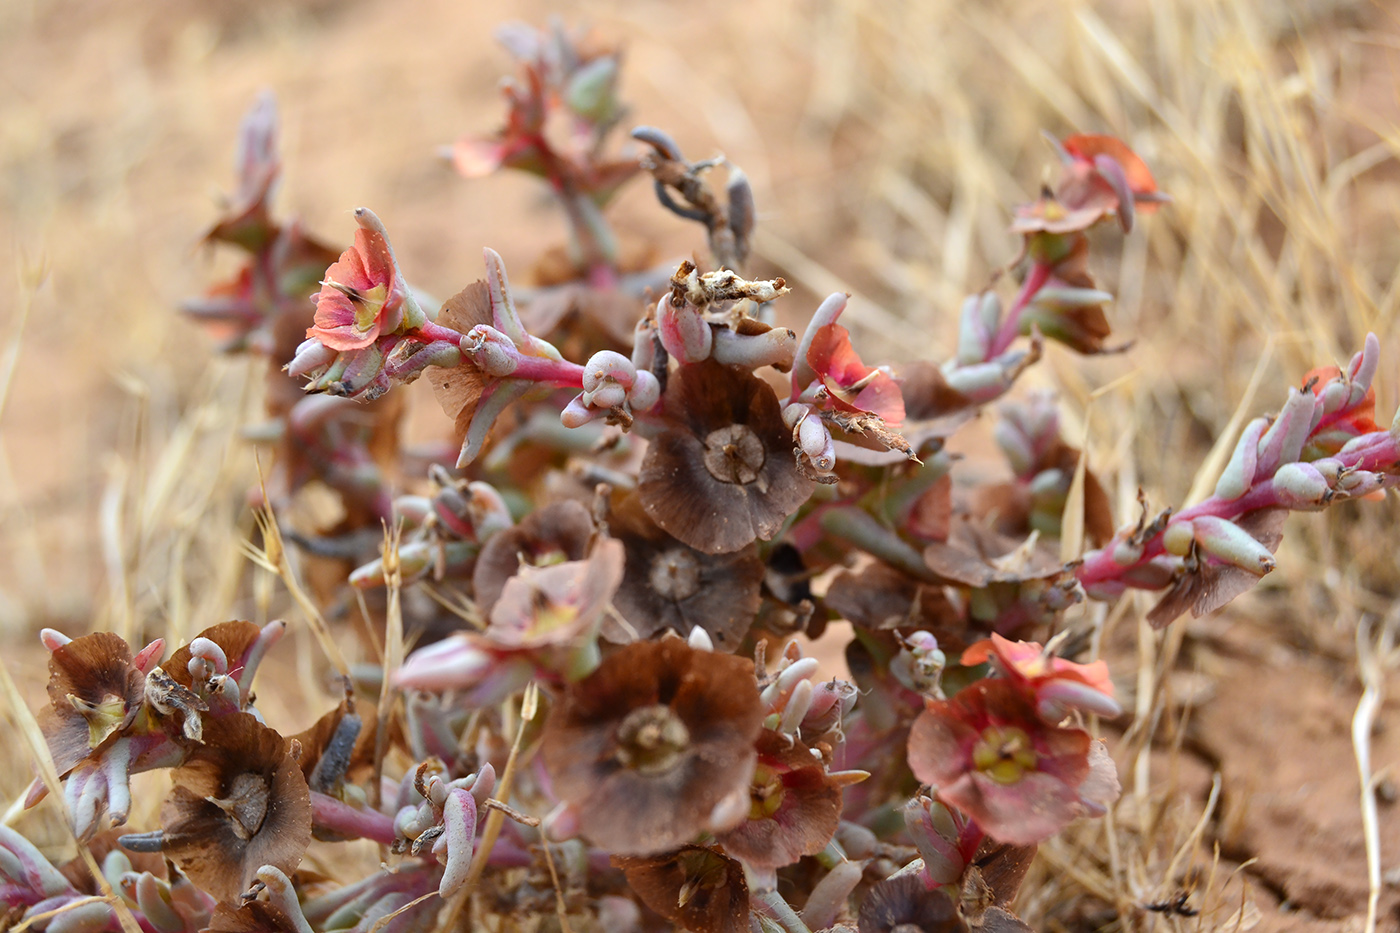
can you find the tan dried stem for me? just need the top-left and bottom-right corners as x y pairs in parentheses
(242, 459), (349, 678)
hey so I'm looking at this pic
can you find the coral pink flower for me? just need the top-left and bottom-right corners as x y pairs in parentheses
(1304, 365), (1380, 436)
(307, 208), (417, 352)
(805, 323), (905, 425)
(961, 633), (1120, 721)
(1013, 134), (1164, 236)
(908, 679), (1116, 846)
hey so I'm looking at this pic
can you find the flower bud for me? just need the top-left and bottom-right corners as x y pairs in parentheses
(287, 337), (337, 379)
(1162, 520), (1195, 556)
(584, 382), (628, 411)
(1271, 461), (1331, 510)
(1318, 377), (1348, 416)
(711, 325), (797, 372)
(464, 325), (519, 376)
(561, 394), (596, 428)
(583, 350), (636, 392)
(1338, 469), (1384, 497)
(627, 369), (660, 412)
(1111, 537), (1143, 566)
(795, 409), (835, 473)
(656, 295), (712, 364)
(1191, 515), (1275, 575)
(1214, 416), (1266, 501)
(1255, 387), (1318, 477)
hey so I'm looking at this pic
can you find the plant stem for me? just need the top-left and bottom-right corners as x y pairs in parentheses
(310, 792), (397, 846)
(987, 261), (1052, 358)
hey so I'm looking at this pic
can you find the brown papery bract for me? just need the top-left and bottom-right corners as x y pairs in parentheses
(426, 280), (495, 439)
(541, 639), (763, 855)
(604, 489), (763, 650)
(40, 632), (146, 776)
(156, 712), (311, 903)
(612, 844), (749, 933)
(639, 359), (813, 554)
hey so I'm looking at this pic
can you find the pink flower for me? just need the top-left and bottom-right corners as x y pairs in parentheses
(907, 679), (1117, 846)
(805, 322), (905, 425)
(307, 208), (421, 352)
(961, 633), (1120, 721)
(1013, 134), (1164, 236)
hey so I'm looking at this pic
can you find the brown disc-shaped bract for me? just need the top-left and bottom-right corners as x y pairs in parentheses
(41, 633), (146, 775)
(158, 712), (311, 903)
(858, 875), (966, 933)
(472, 499), (594, 614)
(606, 491), (763, 649)
(715, 730), (842, 869)
(164, 621), (262, 691)
(639, 360), (813, 554)
(613, 845), (749, 933)
(542, 639), (763, 855)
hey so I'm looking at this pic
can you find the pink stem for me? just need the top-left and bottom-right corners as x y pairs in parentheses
(987, 261), (1053, 358)
(311, 792), (397, 846)
(1076, 429), (1400, 589)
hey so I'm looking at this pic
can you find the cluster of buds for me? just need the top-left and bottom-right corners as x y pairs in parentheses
(390, 761), (494, 897)
(1, 827), (218, 933)
(449, 20), (639, 277)
(1076, 334), (1400, 626)
(180, 93), (341, 355)
(349, 466), (511, 589)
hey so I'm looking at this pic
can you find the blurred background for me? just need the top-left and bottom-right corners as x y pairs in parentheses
(4, 0), (1400, 928)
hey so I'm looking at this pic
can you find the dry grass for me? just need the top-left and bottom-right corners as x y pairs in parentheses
(4, 0), (1400, 930)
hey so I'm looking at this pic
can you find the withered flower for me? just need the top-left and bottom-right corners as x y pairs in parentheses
(612, 844), (749, 933)
(39, 632), (149, 777)
(489, 538), (625, 650)
(639, 359), (813, 554)
(1146, 507), (1286, 629)
(922, 518), (1080, 637)
(542, 639), (763, 855)
(145, 712), (311, 902)
(908, 680), (1113, 847)
(857, 875), (965, 933)
(605, 490), (763, 649)
(473, 499), (594, 614)
(164, 621), (263, 692)
(825, 561), (966, 650)
(426, 281), (496, 441)
(714, 730), (842, 869)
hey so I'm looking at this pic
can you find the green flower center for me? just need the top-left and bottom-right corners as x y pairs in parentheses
(748, 764), (785, 820)
(971, 725), (1037, 785)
